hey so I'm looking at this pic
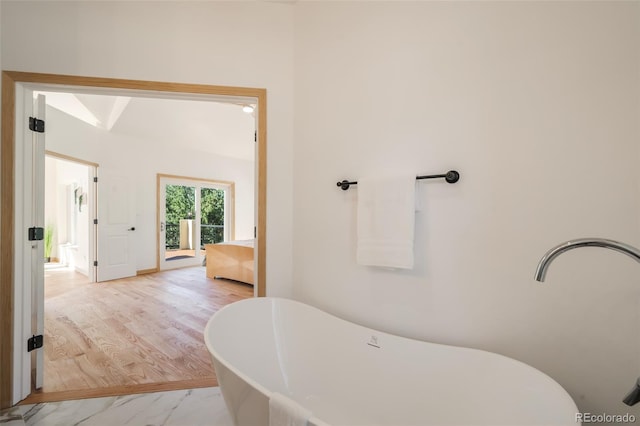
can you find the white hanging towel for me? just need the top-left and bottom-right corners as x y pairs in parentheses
(269, 392), (312, 426)
(357, 173), (416, 269)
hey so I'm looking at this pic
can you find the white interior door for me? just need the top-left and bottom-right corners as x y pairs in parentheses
(97, 168), (136, 281)
(31, 93), (46, 390)
(13, 87), (47, 402)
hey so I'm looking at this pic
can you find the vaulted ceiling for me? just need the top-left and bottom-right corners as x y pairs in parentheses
(40, 91), (256, 162)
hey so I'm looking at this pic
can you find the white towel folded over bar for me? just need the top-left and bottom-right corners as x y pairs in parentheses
(357, 173), (416, 269)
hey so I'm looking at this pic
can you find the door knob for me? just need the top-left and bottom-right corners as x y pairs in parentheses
(128, 227), (136, 231)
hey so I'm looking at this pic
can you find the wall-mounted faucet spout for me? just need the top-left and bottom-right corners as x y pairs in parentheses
(535, 237), (640, 406)
(534, 238), (640, 282)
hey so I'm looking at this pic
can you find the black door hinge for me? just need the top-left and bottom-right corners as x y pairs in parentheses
(93, 219), (98, 225)
(94, 177), (98, 183)
(94, 260), (98, 267)
(254, 131), (257, 142)
(27, 335), (43, 352)
(28, 227), (44, 241)
(29, 117), (45, 133)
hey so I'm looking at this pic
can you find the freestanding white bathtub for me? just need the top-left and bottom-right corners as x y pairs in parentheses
(204, 297), (579, 426)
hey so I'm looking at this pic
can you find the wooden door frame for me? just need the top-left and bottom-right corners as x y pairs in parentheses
(0, 71), (267, 408)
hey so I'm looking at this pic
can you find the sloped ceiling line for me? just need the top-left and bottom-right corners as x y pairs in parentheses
(38, 91), (256, 161)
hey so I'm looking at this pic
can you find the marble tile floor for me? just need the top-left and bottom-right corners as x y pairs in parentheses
(1, 387), (234, 426)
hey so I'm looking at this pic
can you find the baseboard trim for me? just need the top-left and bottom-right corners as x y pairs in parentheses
(19, 378), (217, 404)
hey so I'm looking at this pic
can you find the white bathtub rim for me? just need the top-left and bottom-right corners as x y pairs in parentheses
(204, 298), (327, 426)
(204, 298), (273, 398)
(204, 297), (579, 423)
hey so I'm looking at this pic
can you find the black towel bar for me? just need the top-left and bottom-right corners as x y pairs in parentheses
(337, 170), (459, 191)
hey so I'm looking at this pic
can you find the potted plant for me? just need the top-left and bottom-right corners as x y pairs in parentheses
(44, 224), (54, 263)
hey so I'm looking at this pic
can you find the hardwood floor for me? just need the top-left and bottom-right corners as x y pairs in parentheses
(23, 266), (253, 404)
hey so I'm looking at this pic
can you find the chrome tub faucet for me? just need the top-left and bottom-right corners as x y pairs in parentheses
(534, 237), (640, 406)
(535, 238), (640, 282)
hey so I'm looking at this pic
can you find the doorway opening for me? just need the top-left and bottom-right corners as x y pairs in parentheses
(159, 175), (234, 271)
(44, 152), (97, 282)
(1, 71), (267, 407)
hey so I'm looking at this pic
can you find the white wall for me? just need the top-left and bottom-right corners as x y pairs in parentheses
(45, 106), (255, 271)
(293, 1), (640, 421)
(1, 1), (295, 296)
